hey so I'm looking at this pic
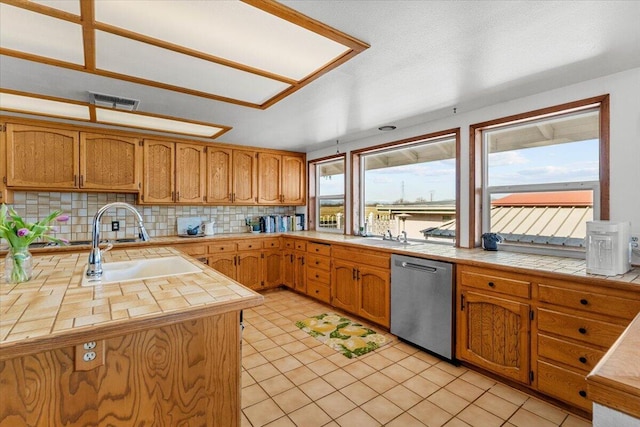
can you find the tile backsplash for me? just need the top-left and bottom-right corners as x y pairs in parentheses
(4, 192), (298, 243)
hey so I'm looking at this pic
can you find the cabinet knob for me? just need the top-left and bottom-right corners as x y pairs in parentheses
(315, 274), (319, 278)
(578, 390), (587, 398)
(315, 261), (320, 265)
(578, 327), (587, 334)
(488, 282), (495, 287)
(579, 357), (587, 364)
(315, 290), (319, 294)
(580, 299), (588, 305)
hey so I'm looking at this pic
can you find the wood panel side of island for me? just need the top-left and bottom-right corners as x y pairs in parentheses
(0, 311), (241, 426)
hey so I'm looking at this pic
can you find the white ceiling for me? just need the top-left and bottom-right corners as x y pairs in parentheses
(1, 1), (640, 153)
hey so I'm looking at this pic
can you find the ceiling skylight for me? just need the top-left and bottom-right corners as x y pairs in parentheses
(0, 92), (90, 120)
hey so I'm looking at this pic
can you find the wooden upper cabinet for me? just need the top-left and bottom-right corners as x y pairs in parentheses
(142, 140), (175, 203)
(258, 152), (282, 204)
(207, 147), (232, 204)
(232, 150), (257, 204)
(80, 133), (141, 191)
(6, 123), (79, 188)
(282, 154), (305, 205)
(175, 143), (206, 203)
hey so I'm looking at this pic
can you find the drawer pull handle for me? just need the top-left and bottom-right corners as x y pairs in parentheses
(579, 390), (587, 398)
(579, 357), (587, 364)
(315, 290), (319, 294)
(580, 299), (588, 305)
(315, 274), (319, 278)
(316, 261), (320, 265)
(488, 282), (495, 287)
(578, 327), (587, 334)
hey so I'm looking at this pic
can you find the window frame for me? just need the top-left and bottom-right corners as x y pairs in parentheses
(308, 154), (346, 233)
(351, 128), (461, 244)
(469, 94), (610, 250)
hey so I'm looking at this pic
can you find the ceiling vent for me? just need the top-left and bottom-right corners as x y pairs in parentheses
(88, 92), (140, 111)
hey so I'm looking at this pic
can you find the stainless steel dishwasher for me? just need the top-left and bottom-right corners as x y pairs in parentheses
(391, 254), (454, 361)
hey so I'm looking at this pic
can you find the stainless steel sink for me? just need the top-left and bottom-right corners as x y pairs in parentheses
(350, 237), (415, 248)
(81, 256), (202, 286)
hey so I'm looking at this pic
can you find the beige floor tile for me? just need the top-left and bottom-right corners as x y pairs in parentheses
(326, 351), (357, 367)
(521, 398), (569, 425)
(242, 370), (256, 388)
(248, 363), (281, 382)
(362, 371), (398, 394)
(243, 343), (257, 357)
(340, 381), (378, 405)
(322, 422), (340, 427)
(272, 387), (312, 413)
(242, 383), (269, 409)
(271, 333), (298, 346)
(362, 352), (395, 370)
(260, 374), (296, 396)
(243, 398), (285, 427)
(561, 414), (592, 427)
(408, 399), (454, 427)
(316, 391), (357, 419)
(272, 355), (304, 374)
(474, 391), (519, 419)
(435, 361), (468, 377)
(428, 388), (471, 415)
(312, 342), (341, 357)
(413, 350), (442, 365)
(361, 395), (404, 425)
(403, 375), (441, 398)
(393, 341), (421, 355)
(341, 360), (376, 379)
(487, 382), (529, 406)
(241, 410), (251, 427)
(508, 408), (558, 427)
(381, 363), (416, 382)
(294, 348), (325, 365)
(386, 412), (428, 427)
(420, 366), (457, 387)
(335, 407), (379, 427)
(284, 365), (319, 386)
(383, 384), (423, 410)
(322, 368), (358, 389)
(458, 370), (496, 390)
(282, 340), (310, 354)
(307, 358), (339, 376)
(299, 377), (336, 401)
(397, 355), (433, 373)
(243, 352), (269, 369)
(445, 378), (485, 402)
(261, 346), (289, 361)
(378, 346), (412, 362)
(253, 337), (278, 352)
(262, 326), (286, 338)
(456, 404), (504, 427)
(444, 418), (472, 427)
(288, 403), (332, 427)
(264, 416), (296, 427)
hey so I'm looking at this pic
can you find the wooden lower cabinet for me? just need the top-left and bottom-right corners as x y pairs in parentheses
(331, 259), (358, 313)
(209, 253), (237, 280)
(0, 311), (241, 426)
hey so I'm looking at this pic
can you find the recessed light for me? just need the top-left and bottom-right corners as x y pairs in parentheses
(378, 125), (397, 131)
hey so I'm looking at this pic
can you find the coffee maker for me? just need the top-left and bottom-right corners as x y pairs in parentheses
(586, 221), (631, 276)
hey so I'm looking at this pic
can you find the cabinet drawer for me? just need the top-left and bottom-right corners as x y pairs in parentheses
(537, 360), (591, 411)
(538, 334), (605, 372)
(307, 242), (331, 257)
(208, 242), (237, 253)
(537, 308), (625, 348)
(307, 267), (330, 285)
(237, 240), (261, 251)
(307, 254), (331, 271)
(460, 270), (530, 299)
(176, 244), (206, 256)
(538, 283), (640, 320)
(307, 280), (331, 304)
(262, 238), (281, 249)
(333, 245), (389, 269)
(295, 241), (307, 251)
(283, 239), (296, 249)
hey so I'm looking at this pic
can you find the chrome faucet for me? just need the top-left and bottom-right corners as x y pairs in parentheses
(86, 202), (150, 278)
(398, 230), (408, 243)
(383, 229), (394, 240)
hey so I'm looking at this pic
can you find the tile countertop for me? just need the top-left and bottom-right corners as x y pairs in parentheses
(0, 247), (264, 360)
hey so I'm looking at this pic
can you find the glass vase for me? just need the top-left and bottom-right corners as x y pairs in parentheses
(5, 247), (33, 284)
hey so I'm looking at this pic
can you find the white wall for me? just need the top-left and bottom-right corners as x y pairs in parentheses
(308, 67), (640, 255)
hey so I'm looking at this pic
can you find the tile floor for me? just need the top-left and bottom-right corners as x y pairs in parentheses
(241, 289), (591, 427)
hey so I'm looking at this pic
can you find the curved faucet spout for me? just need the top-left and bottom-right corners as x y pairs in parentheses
(86, 202), (150, 278)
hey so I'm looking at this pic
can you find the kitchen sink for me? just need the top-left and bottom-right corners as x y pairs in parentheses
(81, 256), (202, 286)
(350, 237), (416, 248)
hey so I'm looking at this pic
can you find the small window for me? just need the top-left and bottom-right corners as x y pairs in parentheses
(314, 157), (345, 233)
(474, 96), (609, 251)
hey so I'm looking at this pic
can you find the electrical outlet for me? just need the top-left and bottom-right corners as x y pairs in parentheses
(111, 221), (120, 231)
(75, 340), (104, 371)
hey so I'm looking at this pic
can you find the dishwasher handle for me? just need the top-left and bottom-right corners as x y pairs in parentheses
(399, 261), (438, 273)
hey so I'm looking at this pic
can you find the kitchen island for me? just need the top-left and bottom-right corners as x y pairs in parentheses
(0, 247), (263, 426)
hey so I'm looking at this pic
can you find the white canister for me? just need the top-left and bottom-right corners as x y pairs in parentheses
(203, 221), (215, 236)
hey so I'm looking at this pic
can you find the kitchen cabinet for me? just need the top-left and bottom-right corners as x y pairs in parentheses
(457, 266), (531, 385)
(281, 239), (307, 292)
(231, 149), (258, 204)
(206, 147), (233, 204)
(207, 242), (238, 280)
(141, 139), (206, 204)
(5, 123), (141, 191)
(306, 242), (331, 304)
(331, 245), (390, 327)
(257, 153), (306, 205)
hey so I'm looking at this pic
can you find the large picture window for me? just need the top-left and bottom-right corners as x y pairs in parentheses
(311, 156), (345, 233)
(471, 95), (609, 252)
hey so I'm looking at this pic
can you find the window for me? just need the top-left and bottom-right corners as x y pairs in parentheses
(352, 130), (459, 243)
(471, 95), (609, 252)
(310, 156), (345, 233)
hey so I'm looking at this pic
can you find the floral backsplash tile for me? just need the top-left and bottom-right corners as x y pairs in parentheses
(4, 192), (297, 243)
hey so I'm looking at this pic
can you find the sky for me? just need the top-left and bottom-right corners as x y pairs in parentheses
(320, 139), (599, 204)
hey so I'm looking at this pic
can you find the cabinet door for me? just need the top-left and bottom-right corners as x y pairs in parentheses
(257, 153), (281, 204)
(294, 252), (307, 293)
(142, 140), (174, 203)
(207, 147), (232, 204)
(232, 150), (257, 204)
(458, 290), (531, 384)
(208, 253), (237, 280)
(263, 249), (282, 289)
(175, 143), (206, 204)
(80, 133), (140, 191)
(236, 252), (261, 290)
(358, 265), (390, 327)
(282, 250), (295, 288)
(6, 123), (78, 188)
(331, 259), (358, 313)
(282, 154), (305, 205)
